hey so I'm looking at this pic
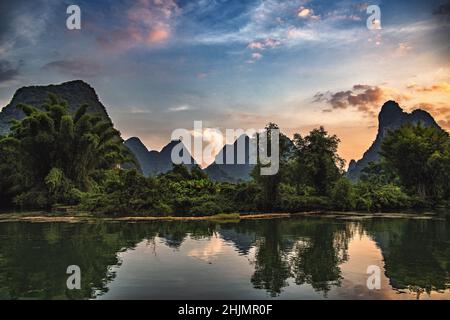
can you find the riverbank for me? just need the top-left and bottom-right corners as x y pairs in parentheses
(0, 210), (445, 223)
(0, 211), (295, 223)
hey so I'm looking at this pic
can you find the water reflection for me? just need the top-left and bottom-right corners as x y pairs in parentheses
(363, 219), (450, 298)
(0, 216), (448, 299)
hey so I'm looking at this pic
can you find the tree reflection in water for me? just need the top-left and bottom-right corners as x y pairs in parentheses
(0, 216), (448, 299)
(362, 218), (450, 298)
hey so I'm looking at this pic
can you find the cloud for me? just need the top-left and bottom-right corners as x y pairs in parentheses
(297, 7), (312, 18)
(247, 41), (264, 50)
(128, 107), (152, 115)
(0, 60), (20, 82)
(196, 72), (208, 79)
(126, 0), (177, 44)
(413, 101), (450, 131)
(414, 102), (450, 115)
(246, 52), (263, 64)
(395, 42), (413, 56)
(439, 117), (450, 130)
(326, 10), (362, 22)
(353, 2), (370, 12)
(315, 82), (450, 125)
(146, 25), (171, 43)
(168, 105), (193, 112)
(252, 53), (263, 60)
(0, 0), (56, 54)
(193, 0), (393, 62)
(194, 0), (327, 49)
(247, 38), (281, 50)
(97, 0), (179, 51)
(286, 27), (318, 40)
(42, 59), (103, 77)
(407, 82), (450, 94)
(314, 84), (409, 117)
(189, 128), (225, 167)
(297, 6), (320, 20)
(433, 2), (450, 15)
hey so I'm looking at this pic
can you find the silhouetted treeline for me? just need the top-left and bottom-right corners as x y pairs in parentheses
(1, 95), (449, 214)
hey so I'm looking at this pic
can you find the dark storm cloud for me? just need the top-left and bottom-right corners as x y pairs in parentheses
(313, 85), (386, 117)
(0, 60), (19, 82)
(0, 0), (29, 42)
(0, 0), (59, 51)
(42, 59), (103, 78)
(433, 1), (450, 15)
(314, 85), (384, 109)
(0, 2), (14, 42)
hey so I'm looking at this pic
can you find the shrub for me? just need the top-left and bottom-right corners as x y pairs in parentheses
(278, 194), (331, 212)
(189, 200), (223, 216)
(330, 178), (356, 211)
(354, 182), (411, 212)
(13, 189), (49, 209)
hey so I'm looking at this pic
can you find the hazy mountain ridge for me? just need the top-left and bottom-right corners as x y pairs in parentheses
(126, 134), (257, 181)
(205, 135), (256, 182)
(347, 100), (443, 180)
(124, 137), (196, 177)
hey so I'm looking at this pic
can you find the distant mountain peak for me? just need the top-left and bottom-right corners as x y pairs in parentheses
(124, 138), (195, 177)
(378, 101), (405, 128)
(125, 137), (149, 152)
(347, 100), (443, 180)
(126, 136), (145, 143)
(380, 100), (402, 112)
(205, 134), (256, 182)
(410, 109), (437, 123)
(64, 79), (91, 85)
(12, 80), (98, 101)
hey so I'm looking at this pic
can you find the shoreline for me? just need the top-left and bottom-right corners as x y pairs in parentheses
(0, 212), (294, 223)
(0, 210), (445, 223)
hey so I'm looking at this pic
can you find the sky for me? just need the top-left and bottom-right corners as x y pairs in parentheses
(0, 0), (449, 166)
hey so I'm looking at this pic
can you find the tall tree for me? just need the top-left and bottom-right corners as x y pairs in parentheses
(252, 123), (293, 211)
(290, 127), (344, 196)
(380, 123), (450, 201)
(0, 94), (132, 208)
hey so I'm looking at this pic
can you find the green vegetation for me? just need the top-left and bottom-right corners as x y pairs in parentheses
(1, 95), (449, 215)
(0, 94), (132, 209)
(380, 123), (450, 203)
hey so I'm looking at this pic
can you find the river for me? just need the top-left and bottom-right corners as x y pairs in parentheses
(0, 214), (449, 299)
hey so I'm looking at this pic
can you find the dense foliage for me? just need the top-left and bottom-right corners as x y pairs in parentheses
(0, 95), (132, 209)
(380, 123), (450, 202)
(1, 96), (449, 215)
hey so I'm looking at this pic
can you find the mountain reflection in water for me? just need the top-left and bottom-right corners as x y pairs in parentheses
(0, 216), (449, 300)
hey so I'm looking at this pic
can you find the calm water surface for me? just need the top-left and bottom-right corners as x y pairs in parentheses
(0, 215), (449, 300)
